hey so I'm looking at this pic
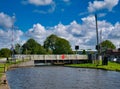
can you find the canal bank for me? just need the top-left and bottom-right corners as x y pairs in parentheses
(0, 59), (33, 89)
(65, 61), (120, 72)
(1, 60), (120, 89)
(0, 74), (10, 89)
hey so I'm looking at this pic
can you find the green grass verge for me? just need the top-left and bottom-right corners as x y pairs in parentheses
(0, 59), (30, 79)
(65, 61), (120, 71)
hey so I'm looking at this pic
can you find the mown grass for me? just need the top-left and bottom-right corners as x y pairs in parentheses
(0, 63), (6, 79)
(65, 61), (120, 71)
(0, 59), (30, 78)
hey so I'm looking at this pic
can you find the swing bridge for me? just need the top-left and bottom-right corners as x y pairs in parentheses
(14, 54), (88, 65)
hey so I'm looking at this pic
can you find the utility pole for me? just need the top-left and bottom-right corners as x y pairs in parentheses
(11, 25), (14, 61)
(95, 14), (99, 65)
(95, 14), (99, 49)
(11, 26), (18, 63)
(100, 30), (102, 54)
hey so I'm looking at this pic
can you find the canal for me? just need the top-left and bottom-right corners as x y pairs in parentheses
(6, 66), (120, 89)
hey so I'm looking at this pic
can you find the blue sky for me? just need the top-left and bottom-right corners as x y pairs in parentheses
(0, 0), (120, 50)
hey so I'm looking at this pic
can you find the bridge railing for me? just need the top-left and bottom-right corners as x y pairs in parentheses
(15, 54), (88, 60)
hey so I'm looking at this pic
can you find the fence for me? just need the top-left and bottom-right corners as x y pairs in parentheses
(15, 54), (88, 61)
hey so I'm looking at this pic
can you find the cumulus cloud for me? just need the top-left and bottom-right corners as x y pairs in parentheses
(0, 14), (118, 50)
(0, 12), (117, 50)
(0, 15), (120, 49)
(98, 13), (107, 17)
(0, 13), (117, 50)
(33, 2), (56, 14)
(26, 15), (120, 50)
(0, 29), (23, 49)
(88, 0), (119, 12)
(26, 23), (49, 44)
(0, 12), (23, 49)
(109, 22), (120, 39)
(22, 0), (53, 6)
(25, 16), (95, 49)
(0, 12), (15, 28)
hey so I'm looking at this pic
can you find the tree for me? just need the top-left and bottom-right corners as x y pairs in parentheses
(54, 38), (73, 54)
(0, 48), (12, 57)
(22, 38), (46, 54)
(44, 34), (73, 54)
(82, 50), (86, 55)
(100, 40), (116, 50)
(15, 43), (21, 54)
(44, 34), (58, 52)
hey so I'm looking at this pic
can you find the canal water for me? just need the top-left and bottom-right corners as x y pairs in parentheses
(6, 66), (120, 89)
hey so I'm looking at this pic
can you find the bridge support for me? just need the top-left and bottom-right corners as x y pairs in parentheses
(34, 59), (88, 65)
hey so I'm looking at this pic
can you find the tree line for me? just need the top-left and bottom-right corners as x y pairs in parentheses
(0, 34), (116, 57)
(0, 34), (73, 57)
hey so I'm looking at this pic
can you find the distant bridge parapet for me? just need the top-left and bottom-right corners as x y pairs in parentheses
(15, 55), (88, 64)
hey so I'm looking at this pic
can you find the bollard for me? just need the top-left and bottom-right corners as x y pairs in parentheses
(3, 80), (7, 84)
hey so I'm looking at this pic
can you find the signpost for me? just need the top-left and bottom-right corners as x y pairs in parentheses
(61, 54), (65, 60)
(75, 45), (79, 64)
(75, 45), (79, 54)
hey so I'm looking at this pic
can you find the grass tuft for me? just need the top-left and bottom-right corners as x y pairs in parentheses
(65, 61), (120, 71)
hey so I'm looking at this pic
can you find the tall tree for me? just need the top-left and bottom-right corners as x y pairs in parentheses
(15, 43), (21, 54)
(22, 38), (46, 54)
(100, 40), (116, 50)
(0, 48), (12, 57)
(82, 50), (86, 55)
(44, 34), (58, 52)
(44, 34), (73, 54)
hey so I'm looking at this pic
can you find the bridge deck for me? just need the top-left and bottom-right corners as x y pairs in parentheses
(15, 55), (88, 64)
(15, 55), (88, 60)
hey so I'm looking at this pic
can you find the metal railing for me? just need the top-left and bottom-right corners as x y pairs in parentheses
(15, 54), (88, 60)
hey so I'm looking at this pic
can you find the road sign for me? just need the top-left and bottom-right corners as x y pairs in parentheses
(61, 54), (65, 60)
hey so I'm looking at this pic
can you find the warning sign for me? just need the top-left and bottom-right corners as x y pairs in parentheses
(61, 54), (65, 60)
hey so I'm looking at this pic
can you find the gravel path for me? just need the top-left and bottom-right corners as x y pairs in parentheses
(0, 74), (10, 89)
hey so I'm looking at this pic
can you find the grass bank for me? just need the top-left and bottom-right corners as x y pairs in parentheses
(0, 59), (30, 89)
(0, 59), (30, 78)
(65, 61), (120, 72)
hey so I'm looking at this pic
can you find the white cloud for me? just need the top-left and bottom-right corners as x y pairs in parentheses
(98, 13), (107, 17)
(28, 0), (53, 6)
(26, 15), (120, 50)
(0, 12), (23, 49)
(1, 13), (118, 50)
(25, 16), (97, 49)
(23, 0), (56, 14)
(33, 2), (56, 14)
(0, 12), (15, 28)
(0, 14), (118, 50)
(26, 23), (49, 44)
(0, 29), (23, 49)
(27, 23), (46, 36)
(88, 0), (119, 12)
(109, 22), (120, 39)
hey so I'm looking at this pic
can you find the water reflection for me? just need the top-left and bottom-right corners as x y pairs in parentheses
(7, 67), (120, 89)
